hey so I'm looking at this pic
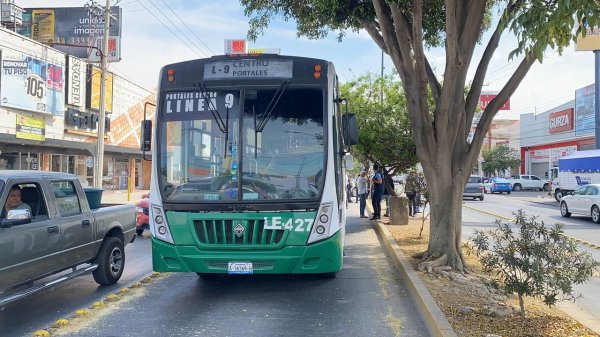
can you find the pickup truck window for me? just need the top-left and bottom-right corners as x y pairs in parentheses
(51, 181), (82, 217)
(531, 176), (541, 180)
(1, 183), (46, 221)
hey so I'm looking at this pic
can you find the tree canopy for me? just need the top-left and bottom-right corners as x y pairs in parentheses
(241, 0), (600, 272)
(341, 72), (418, 177)
(481, 144), (521, 177)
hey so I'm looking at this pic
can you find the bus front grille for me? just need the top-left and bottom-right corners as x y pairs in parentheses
(194, 219), (285, 246)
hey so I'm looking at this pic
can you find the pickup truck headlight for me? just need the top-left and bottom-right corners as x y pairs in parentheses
(150, 204), (174, 244)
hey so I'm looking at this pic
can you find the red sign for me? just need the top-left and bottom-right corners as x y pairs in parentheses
(549, 108), (574, 134)
(479, 94), (510, 110)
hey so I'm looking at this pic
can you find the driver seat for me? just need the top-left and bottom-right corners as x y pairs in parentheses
(21, 186), (40, 218)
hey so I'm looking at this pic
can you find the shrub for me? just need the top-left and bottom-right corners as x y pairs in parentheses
(470, 210), (599, 319)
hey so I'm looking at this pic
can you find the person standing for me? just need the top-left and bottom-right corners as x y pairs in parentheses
(405, 171), (419, 217)
(383, 175), (395, 217)
(355, 174), (360, 203)
(370, 164), (384, 220)
(356, 171), (368, 218)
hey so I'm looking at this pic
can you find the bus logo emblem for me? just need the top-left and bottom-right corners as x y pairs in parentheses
(234, 223), (245, 237)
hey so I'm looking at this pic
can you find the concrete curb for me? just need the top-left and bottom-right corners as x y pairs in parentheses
(366, 206), (458, 337)
(373, 222), (458, 337)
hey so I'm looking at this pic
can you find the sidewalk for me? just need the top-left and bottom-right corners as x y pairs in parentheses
(101, 189), (149, 205)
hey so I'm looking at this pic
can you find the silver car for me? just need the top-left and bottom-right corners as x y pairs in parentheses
(463, 175), (484, 201)
(560, 184), (600, 223)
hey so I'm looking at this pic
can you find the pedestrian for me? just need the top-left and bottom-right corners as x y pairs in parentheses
(405, 170), (419, 217)
(346, 174), (353, 204)
(357, 171), (368, 218)
(370, 164), (384, 220)
(355, 174), (360, 203)
(383, 175), (395, 217)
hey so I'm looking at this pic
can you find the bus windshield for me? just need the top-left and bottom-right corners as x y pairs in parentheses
(159, 88), (325, 202)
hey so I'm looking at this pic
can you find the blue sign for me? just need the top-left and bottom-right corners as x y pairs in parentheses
(575, 84), (595, 136)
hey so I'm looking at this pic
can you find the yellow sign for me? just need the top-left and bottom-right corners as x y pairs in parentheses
(576, 27), (600, 51)
(31, 10), (55, 43)
(16, 115), (45, 141)
(89, 66), (113, 112)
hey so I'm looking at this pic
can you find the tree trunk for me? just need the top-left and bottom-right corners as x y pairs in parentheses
(417, 162), (468, 273)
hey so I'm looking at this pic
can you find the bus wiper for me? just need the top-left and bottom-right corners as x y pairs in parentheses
(256, 80), (290, 133)
(198, 82), (227, 133)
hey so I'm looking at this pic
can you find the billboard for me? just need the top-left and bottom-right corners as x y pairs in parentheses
(22, 7), (122, 62)
(575, 84), (595, 136)
(66, 55), (85, 108)
(16, 114), (45, 141)
(0, 48), (65, 116)
(86, 64), (113, 113)
(576, 26), (600, 51)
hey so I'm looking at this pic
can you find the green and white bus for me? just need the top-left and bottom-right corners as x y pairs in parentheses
(141, 52), (358, 277)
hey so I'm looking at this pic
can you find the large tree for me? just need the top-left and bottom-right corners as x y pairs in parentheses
(341, 72), (418, 190)
(240, 0), (600, 272)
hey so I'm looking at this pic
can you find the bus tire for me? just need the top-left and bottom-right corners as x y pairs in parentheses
(93, 237), (125, 285)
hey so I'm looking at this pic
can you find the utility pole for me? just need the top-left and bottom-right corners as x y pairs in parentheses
(94, 0), (111, 188)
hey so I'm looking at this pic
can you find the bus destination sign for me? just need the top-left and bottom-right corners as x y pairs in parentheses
(204, 59), (293, 80)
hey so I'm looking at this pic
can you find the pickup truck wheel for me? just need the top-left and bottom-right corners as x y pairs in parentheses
(543, 183), (551, 191)
(513, 184), (522, 192)
(93, 237), (125, 285)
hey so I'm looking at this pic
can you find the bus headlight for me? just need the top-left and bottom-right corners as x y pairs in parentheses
(308, 202), (334, 244)
(150, 204), (174, 244)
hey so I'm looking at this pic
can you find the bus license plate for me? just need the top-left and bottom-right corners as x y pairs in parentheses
(228, 262), (253, 274)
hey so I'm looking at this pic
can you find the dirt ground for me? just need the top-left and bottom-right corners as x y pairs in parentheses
(384, 216), (599, 337)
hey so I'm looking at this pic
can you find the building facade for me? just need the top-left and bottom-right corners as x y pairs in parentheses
(519, 83), (595, 179)
(0, 27), (155, 190)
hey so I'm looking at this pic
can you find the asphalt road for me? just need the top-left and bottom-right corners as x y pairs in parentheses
(462, 191), (600, 333)
(0, 235), (153, 337)
(1, 204), (431, 337)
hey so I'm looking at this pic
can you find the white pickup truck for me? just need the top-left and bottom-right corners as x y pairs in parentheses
(508, 174), (550, 192)
(0, 171), (136, 307)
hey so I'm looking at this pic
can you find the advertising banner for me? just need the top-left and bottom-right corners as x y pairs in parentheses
(67, 55), (85, 108)
(0, 48), (65, 116)
(575, 84), (595, 136)
(86, 64), (113, 112)
(548, 108), (574, 134)
(16, 114), (45, 141)
(22, 7), (122, 62)
(479, 93), (511, 110)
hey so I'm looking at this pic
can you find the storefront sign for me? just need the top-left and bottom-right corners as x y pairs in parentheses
(67, 55), (85, 108)
(576, 25), (600, 51)
(65, 108), (110, 132)
(86, 65), (113, 112)
(479, 94), (510, 110)
(16, 114), (45, 141)
(0, 49), (65, 116)
(529, 145), (577, 163)
(575, 84), (595, 136)
(549, 108), (573, 134)
(21, 7), (122, 62)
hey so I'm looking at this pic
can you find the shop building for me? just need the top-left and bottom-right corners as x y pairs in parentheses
(520, 84), (595, 179)
(0, 27), (155, 190)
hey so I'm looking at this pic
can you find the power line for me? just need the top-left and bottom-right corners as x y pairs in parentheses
(157, 0), (215, 56)
(135, 0), (204, 58)
(145, 0), (209, 58)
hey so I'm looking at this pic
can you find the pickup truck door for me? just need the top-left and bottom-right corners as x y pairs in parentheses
(530, 175), (543, 190)
(0, 180), (60, 291)
(50, 180), (95, 267)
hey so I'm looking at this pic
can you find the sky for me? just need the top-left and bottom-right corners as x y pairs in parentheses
(14, 0), (597, 120)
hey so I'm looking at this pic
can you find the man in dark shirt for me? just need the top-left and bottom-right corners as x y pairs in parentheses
(370, 165), (384, 220)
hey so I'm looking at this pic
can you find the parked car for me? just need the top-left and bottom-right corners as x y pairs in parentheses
(508, 174), (550, 192)
(463, 175), (484, 201)
(135, 194), (149, 236)
(0, 171), (136, 307)
(560, 184), (600, 223)
(483, 177), (512, 194)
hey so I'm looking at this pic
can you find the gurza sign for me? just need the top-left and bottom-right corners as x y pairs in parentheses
(549, 108), (573, 134)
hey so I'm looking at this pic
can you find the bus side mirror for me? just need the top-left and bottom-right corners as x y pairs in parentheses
(342, 114), (358, 146)
(141, 120), (152, 160)
(344, 153), (354, 170)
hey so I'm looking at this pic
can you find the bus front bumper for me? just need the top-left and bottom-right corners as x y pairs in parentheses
(151, 230), (343, 274)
